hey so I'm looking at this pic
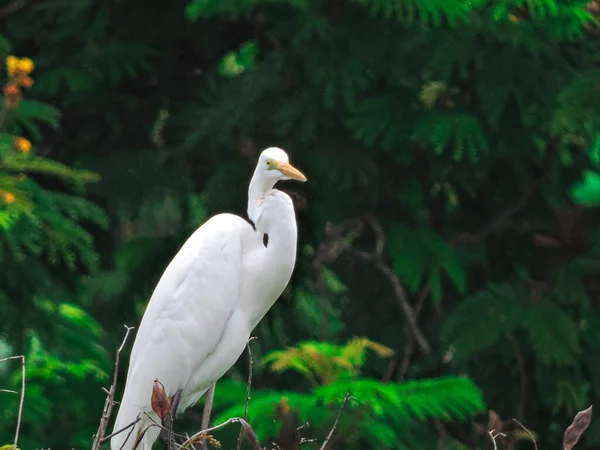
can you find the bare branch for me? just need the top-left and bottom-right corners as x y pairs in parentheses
(117, 417), (142, 450)
(488, 430), (506, 450)
(131, 423), (158, 450)
(92, 324), (135, 450)
(1, 356), (26, 449)
(451, 172), (548, 247)
(144, 410), (186, 440)
(14, 355), (25, 450)
(181, 418), (261, 450)
(0, 389), (17, 394)
(200, 383), (216, 450)
(512, 418), (538, 450)
(237, 336), (256, 450)
(508, 335), (527, 420)
(319, 392), (351, 450)
(101, 417), (141, 443)
(349, 246), (432, 354)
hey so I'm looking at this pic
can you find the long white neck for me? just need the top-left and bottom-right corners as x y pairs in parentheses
(243, 191), (298, 329)
(247, 167), (277, 225)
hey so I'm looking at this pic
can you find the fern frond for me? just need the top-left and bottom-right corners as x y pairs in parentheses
(2, 155), (100, 185)
(388, 225), (466, 303)
(7, 99), (60, 141)
(316, 376), (485, 422)
(348, 0), (476, 27)
(526, 301), (580, 366)
(186, 0), (309, 21)
(440, 282), (526, 360)
(412, 111), (489, 162)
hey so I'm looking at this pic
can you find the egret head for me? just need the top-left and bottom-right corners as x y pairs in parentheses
(258, 147), (307, 183)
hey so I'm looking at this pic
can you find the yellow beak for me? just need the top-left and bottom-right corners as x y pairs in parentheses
(277, 162), (307, 182)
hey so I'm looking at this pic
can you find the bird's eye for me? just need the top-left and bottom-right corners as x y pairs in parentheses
(266, 160), (273, 168)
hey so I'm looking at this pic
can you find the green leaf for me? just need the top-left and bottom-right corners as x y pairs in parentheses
(571, 170), (600, 206)
(526, 302), (580, 366)
(441, 282), (525, 360)
(388, 225), (466, 300)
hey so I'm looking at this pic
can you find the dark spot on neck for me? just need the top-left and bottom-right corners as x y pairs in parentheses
(263, 233), (269, 248)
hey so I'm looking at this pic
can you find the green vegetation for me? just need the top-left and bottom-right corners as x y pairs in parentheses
(2, 0), (600, 448)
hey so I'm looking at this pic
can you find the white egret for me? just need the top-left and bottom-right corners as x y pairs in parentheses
(110, 147), (307, 450)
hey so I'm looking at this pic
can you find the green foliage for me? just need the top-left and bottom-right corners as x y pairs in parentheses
(571, 170), (600, 206)
(1, 305), (109, 449)
(441, 281), (581, 367)
(263, 336), (394, 385)
(0, 49), (109, 447)
(212, 340), (484, 448)
(3, 0), (600, 448)
(388, 225), (466, 303)
(218, 40), (258, 78)
(348, 0), (475, 27)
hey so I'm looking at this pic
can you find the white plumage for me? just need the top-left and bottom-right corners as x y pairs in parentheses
(111, 147), (306, 450)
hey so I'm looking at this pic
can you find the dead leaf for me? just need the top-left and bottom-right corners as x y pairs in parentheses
(564, 405), (593, 450)
(151, 379), (171, 422)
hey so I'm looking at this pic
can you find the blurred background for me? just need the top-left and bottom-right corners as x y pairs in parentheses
(2, 0), (600, 448)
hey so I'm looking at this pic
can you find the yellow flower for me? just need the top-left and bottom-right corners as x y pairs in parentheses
(6, 56), (18, 75)
(14, 137), (32, 153)
(17, 57), (34, 74)
(1, 191), (15, 204)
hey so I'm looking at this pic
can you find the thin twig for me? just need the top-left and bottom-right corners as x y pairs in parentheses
(488, 430), (506, 450)
(200, 384), (216, 450)
(1, 356), (26, 449)
(181, 418), (260, 450)
(101, 417), (142, 443)
(0, 389), (17, 394)
(118, 418), (141, 450)
(508, 334), (527, 420)
(144, 411), (186, 440)
(398, 283), (431, 379)
(0, 355), (23, 364)
(14, 355), (25, 450)
(130, 423), (159, 450)
(237, 337), (256, 450)
(451, 171), (549, 246)
(346, 214), (432, 354)
(512, 418), (538, 450)
(319, 392), (351, 450)
(363, 255), (432, 354)
(92, 324), (134, 450)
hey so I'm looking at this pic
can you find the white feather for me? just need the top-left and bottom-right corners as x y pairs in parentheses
(110, 148), (305, 450)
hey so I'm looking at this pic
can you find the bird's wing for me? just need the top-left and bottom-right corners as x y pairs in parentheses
(111, 213), (255, 450)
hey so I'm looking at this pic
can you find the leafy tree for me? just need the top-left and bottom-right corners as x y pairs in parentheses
(210, 338), (484, 449)
(0, 48), (109, 448)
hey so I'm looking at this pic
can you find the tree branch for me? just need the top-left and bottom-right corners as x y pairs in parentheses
(451, 166), (550, 246)
(92, 324), (134, 450)
(180, 418), (261, 450)
(312, 214), (432, 356)
(237, 336), (256, 450)
(0, 355), (26, 450)
(101, 417), (141, 444)
(319, 392), (351, 450)
(200, 384), (216, 450)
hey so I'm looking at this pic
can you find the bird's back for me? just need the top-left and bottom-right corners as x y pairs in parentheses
(111, 213), (257, 450)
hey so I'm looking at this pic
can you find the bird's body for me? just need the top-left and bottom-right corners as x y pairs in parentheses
(111, 148), (306, 450)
